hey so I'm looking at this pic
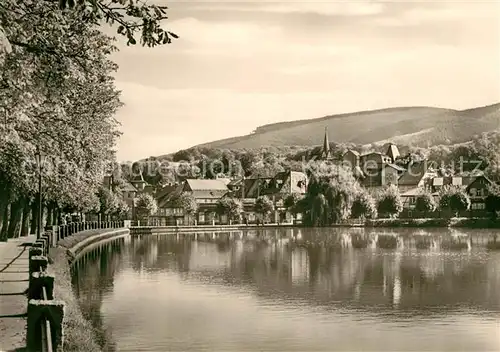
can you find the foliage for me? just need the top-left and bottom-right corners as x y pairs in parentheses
(176, 193), (198, 215)
(351, 190), (377, 219)
(415, 191), (437, 213)
(3, 0), (176, 52)
(254, 196), (275, 220)
(0, 1), (125, 215)
(113, 198), (130, 219)
(215, 197), (243, 220)
(283, 193), (304, 215)
(485, 183), (500, 218)
(134, 193), (157, 220)
(438, 186), (471, 214)
(301, 165), (361, 225)
(376, 185), (403, 218)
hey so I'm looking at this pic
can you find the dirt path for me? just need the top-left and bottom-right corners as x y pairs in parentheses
(0, 235), (35, 352)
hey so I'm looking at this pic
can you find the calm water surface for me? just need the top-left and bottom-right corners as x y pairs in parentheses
(72, 228), (500, 351)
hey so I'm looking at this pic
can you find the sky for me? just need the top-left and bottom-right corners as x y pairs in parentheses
(110, 0), (500, 161)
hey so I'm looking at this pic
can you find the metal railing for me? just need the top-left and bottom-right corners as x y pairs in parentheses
(56, 220), (125, 242)
(40, 286), (53, 352)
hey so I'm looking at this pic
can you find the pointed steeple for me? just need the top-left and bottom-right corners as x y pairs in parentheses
(322, 126), (330, 160)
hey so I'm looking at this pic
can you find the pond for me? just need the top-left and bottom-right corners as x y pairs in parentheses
(72, 228), (500, 351)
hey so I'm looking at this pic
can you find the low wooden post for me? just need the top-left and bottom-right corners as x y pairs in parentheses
(29, 247), (43, 261)
(29, 255), (48, 291)
(42, 234), (51, 249)
(27, 300), (65, 352)
(29, 272), (55, 300)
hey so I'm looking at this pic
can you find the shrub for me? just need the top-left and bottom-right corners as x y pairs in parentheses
(351, 190), (377, 219)
(376, 185), (403, 218)
(438, 186), (470, 215)
(415, 192), (437, 213)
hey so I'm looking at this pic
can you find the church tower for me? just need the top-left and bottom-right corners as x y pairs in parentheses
(320, 126), (332, 160)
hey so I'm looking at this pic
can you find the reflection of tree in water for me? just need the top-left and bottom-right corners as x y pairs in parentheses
(130, 235), (193, 274)
(189, 230), (500, 315)
(73, 239), (124, 352)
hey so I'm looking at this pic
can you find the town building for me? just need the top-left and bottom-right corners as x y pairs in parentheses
(153, 179), (230, 225)
(343, 143), (406, 192)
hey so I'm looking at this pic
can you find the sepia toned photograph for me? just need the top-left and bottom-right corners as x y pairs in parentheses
(0, 1), (499, 351)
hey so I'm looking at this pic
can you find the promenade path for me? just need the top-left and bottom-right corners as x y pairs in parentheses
(0, 235), (35, 352)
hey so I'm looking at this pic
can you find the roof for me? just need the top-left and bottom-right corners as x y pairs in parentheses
(401, 188), (423, 197)
(121, 181), (137, 192)
(131, 172), (145, 183)
(398, 161), (430, 186)
(463, 175), (492, 188)
(322, 126), (330, 157)
(228, 178), (243, 187)
(185, 179), (229, 191)
(344, 149), (360, 157)
(386, 163), (406, 172)
(216, 177), (232, 185)
(386, 144), (400, 160)
(155, 184), (178, 200)
(191, 190), (229, 199)
(361, 151), (385, 157)
(353, 166), (365, 178)
(158, 183), (184, 208)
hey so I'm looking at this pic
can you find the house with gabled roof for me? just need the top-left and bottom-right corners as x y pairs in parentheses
(397, 161), (437, 193)
(343, 143), (405, 192)
(429, 174), (493, 212)
(151, 179), (230, 225)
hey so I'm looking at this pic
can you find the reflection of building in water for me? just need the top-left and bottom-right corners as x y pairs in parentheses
(393, 251), (402, 307)
(189, 242), (231, 270)
(146, 240), (158, 266)
(291, 247), (309, 284)
(419, 255), (446, 279)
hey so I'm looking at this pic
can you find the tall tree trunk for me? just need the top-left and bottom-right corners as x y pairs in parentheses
(46, 202), (53, 227)
(0, 203), (10, 241)
(53, 207), (59, 225)
(30, 199), (38, 235)
(7, 198), (23, 238)
(0, 200), (5, 236)
(40, 204), (45, 232)
(20, 199), (31, 237)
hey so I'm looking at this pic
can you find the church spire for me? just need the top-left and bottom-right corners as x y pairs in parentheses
(322, 126), (330, 159)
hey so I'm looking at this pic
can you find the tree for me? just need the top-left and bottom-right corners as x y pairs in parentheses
(485, 183), (500, 219)
(113, 198), (130, 220)
(215, 197), (243, 222)
(300, 165), (361, 226)
(415, 192), (437, 213)
(97, 187), (115, 219)
(283, 193), (304, 216)
(176, 193), (198, 225)
(377, 185), (403, 218)
(351, 190), (377, 220)
(254, 196), (275, 223)
(438, 186), (471, 216)
(2, 0), (176, 55)
(134, 193), (158, 221)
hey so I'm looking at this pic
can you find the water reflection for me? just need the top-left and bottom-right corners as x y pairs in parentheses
(73, 229), (500, 352)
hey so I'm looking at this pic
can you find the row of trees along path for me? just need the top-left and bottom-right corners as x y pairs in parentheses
(0, 0), (175, 241)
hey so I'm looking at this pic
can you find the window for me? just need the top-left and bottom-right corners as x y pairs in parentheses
(409, 197), (416, 205)
(470, 188), (477, 196)
(472, 203), (485, 210)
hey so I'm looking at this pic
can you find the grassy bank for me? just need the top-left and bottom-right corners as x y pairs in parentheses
(48, 229), (129, 352)
(49, 247), (101, 352)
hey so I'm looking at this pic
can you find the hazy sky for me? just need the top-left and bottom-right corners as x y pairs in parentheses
(111, 0), (500, 161)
